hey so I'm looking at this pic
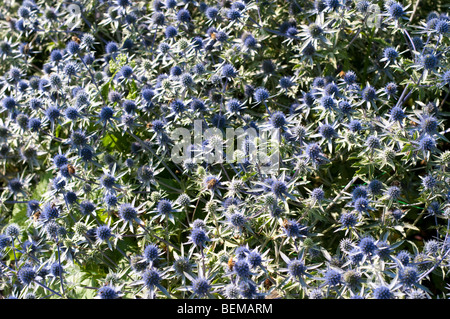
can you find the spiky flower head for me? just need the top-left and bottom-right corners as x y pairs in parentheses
(253, 87), (270, 103)
(190, 228), (208, 247)
(97, 286), (119, 299)
(142, 269), (161, 288)
(373, 286), (393, 299)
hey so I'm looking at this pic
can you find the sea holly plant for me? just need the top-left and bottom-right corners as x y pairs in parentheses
(0, 0), (449, 300)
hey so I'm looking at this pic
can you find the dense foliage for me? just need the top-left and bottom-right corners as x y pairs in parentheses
(0, 0), (449, 299)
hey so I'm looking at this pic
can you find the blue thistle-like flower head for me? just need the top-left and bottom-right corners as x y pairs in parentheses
(352, 186), (368, 200)
(229, 212), (246, 228)
(324, 83), (339, 96)
(165, 25), (178, 38)
(180, 73), (194, 87)
(144, 244), (160, 262)
(235, 246), (250, 259)
(348, 120), (362, 132)
(28, 118), (41, 132)
(344, 71), (357, 84)
(325, 0), (340, 11)
(70, 129), (88, 147)
(283, 219), (304, 238)
(306, 142), (322, 162)
(190, 227), (208, 247)
(422, 54), (438, 70)
(319, 123), (336, 139)
(362, 85), (377, 101)
(396, 250), (411, 265)
(0, 234), (11, 249)
(339, 212), (358, 228)
(271, 180), (287, 197)
(419, 115), (438, 134)
(192, 277), (211, 296)
(26, 200), (40, 217)
(170, 66), (182, 77)
(435, 19), (449, 34)
(5, 224), (21, 237)
(66, 40), (80, 55)
(222, 64), (237, 78)
(385, 82), (398, 96)
(117, 0), (131, 7)
(80, 147), (94, 162)
(120, 65), (133, 78)
(373, 286), (392, 299)
(308, 23), (323, 38)
(64, 62), (78, 77)
(141, 88), (155, 103)
(18, 266), (36, 285)
(270, 111), (287, 129)
(427, 201), (441, 216)
(422, 174), (437, 190)
(253, 87), (270, 103)
(65, 107), (79, 121)
(151, 120), (165, 133)
(50, 49), (63, 62)
(388, 2), (404, 20)
(233, 259), (251, 278)
(354, 197), (369, 213)
(385, 185), (401, 200)
(321, 96), (335, 110)
(104, 194), (118, 207)
(358, 236), (377, 255)
(8, 178), (24, 194)
(100, 174), (116, 189)
(79, 200), (95, 215)
(418, 135), (436, 153)
(46, 106), (61, 123)
(399, 266), (419, 286)
(368, 179), (383, 195)
(118, 203), (137, 221)
(227, 9), (242, 21)
(324, 268), (341, 286)
(143, 269), (161, 288)
(383, 47), (398, 61)
(99, 106), (114, 122)
(356, 0), (370, 13)
(98, 286), (119, 299)
(105, 41), (119, 54)
(65, 191), (78, 205)
(122, 100), (136, 114)
(287, 259), (306, 279)
(366, 135), (381, 150)
(152, 12), (165, 25)
(311, 187), (325, 201)
(243, 34), (257, 48)
(176, 9), (190, 23)
(50, 262), (63, 277)
(171, 99), (186, 114)
(205, 7), (219, 19)
(279, 77), (294, 89)
(226, 99), (242, 114)
(173, 257), (192, 275)
(247, 251), (262, 268)
(390, 209), (403, 220)
(96, 225), (112, 241)
(42, 203), (60, 220)
(157, 199), (173, 215)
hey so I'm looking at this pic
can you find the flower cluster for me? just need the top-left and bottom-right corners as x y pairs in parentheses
(0, 0), (449, 300)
